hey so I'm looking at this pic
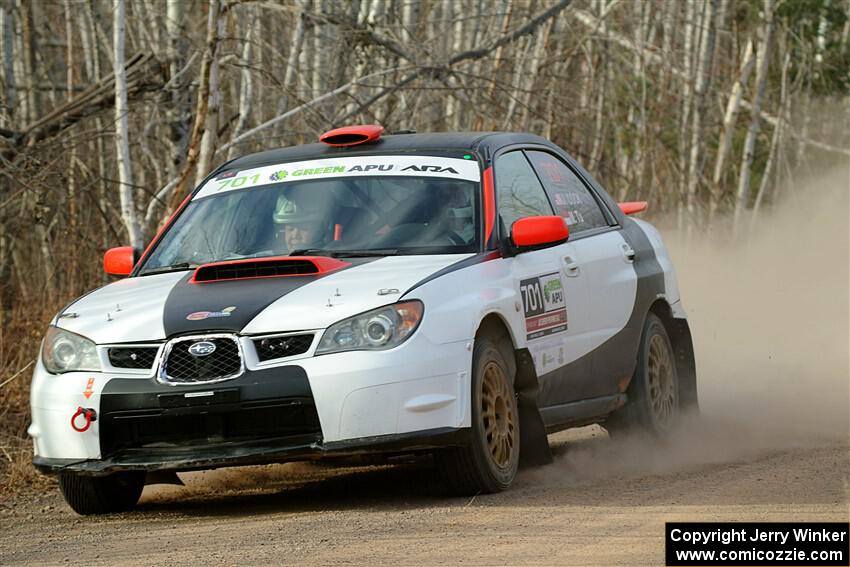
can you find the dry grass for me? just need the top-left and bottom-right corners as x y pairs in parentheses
(0, 303), (62, 498)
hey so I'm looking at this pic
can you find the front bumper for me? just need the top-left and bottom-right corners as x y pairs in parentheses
(30, 333), (473, 468)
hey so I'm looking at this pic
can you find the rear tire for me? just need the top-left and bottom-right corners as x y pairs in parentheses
(58, 471), (145, 515)
(437, 337), (520, 495)
(606, 312), (679, 437)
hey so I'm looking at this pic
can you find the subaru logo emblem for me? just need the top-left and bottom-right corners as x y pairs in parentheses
(188, 341), (216, 357)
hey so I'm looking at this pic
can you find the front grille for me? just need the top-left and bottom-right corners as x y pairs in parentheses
(253, 334), (314, 362)
(162, 336), (242, 383)
(108, 346), (159, 369)
(193, 259), (319, 282)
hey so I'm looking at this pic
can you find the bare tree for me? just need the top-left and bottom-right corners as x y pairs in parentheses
(113, 0), (143, 248)
(734, 0), (776, 231)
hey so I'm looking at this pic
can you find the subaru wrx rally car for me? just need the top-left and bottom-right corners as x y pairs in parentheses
(30, 125), (697, 514)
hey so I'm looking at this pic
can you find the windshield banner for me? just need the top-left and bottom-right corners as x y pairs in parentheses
(193, 155), (481, 200)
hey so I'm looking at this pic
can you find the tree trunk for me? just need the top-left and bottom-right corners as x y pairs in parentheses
(712, 38), (755, 188)
(677, 0), (696, 215)
(733, 0), (775, 232)
(685, 0), (718, 228)
(519, 18), (554, 129)
(751, 49), (791, 226)
(228, 5), (257, 160)
(164, 0), (221, 214)
(165, 0), (189, 180)
(19, 0), (41, 123)
(194, 3), (224, 187)
(1, 0), (15, 125)
(113, 0), (143, 249)
(63, 0), (78, 257)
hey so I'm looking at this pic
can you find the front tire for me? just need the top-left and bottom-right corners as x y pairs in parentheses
(606, 312), (679, 437)
(58, 471), (145, 515)
(437, 337), (520, 495)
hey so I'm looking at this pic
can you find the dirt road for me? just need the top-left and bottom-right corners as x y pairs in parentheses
(1, 418), (847, 566)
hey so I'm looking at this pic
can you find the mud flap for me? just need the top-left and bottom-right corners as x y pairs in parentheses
(514, 349), (553, 467)
(145, 470), (184, 486)
(669, 318), (699, 413)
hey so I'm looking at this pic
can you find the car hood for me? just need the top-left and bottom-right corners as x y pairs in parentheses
(55, 254), (472, 344)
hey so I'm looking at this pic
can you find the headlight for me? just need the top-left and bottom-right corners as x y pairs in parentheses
(42, 326), (101, 374)
(316, 301), (424, 355)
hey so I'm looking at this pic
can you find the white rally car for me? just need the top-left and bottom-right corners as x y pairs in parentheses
(30, 126), (697, 514)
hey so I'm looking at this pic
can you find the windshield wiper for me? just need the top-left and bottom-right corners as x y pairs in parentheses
(289, 248), (401, 258)
(139, 262), (195, 276)
(287, 248), (329, 257)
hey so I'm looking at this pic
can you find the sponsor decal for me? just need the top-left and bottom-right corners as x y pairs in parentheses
(401, 165), (459, 174)
(186, 306), (237, 321)
(551, 191), (585, 226)
(83, 377), (95, 400)
(194, 156), (480, 200)
(293, 165), (346, 176)
(530, 337), (567, 375)
(347, 164), (393, 172)
(216, 173), (261, 191)
(539, 161), (563, 183)
(520, 272), (567, 340)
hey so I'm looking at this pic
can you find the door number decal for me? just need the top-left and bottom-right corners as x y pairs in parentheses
(519, 272), (567, 340)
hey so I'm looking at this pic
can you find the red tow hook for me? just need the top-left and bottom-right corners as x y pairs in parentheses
(70, 407), (97, 433)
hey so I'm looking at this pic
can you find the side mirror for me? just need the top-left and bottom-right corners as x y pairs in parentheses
(510, 216), (569, 251)
(103, 246), (136, 276)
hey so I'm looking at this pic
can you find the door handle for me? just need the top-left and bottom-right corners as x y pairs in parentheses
(622, 243), (636, 262)
(563, 256), (580, 277)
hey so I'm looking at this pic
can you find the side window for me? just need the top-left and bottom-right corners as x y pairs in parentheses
(525, 150), (609, 233)
(494, 151), (554, 231)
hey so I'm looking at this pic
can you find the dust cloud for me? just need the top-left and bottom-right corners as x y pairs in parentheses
(668, 163), (849, 442)
(534, 162), (850, 486)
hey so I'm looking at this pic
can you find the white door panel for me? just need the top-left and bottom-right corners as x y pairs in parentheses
(572, 230), (637, 339)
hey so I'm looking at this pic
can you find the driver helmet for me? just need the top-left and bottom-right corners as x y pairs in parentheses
(274, 184), (337, 224)
(435, 181), (474, 241)
(273, 184), (337, 249)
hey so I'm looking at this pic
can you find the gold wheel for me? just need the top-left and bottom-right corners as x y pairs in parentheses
(480, 360), (517, 468)
(647, 333), (675, 428)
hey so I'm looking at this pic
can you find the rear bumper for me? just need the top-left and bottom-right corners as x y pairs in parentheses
(33, 427), (469, 475)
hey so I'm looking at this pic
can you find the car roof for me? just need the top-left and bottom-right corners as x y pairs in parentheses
(221, 131), (557, 172)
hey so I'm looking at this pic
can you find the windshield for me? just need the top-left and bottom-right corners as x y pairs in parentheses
(140, 154), (480, 274)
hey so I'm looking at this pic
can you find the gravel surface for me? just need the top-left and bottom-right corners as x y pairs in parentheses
(2, 420), (846, 566)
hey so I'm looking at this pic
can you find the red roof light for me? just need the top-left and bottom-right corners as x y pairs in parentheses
(618, 201), (648, 216)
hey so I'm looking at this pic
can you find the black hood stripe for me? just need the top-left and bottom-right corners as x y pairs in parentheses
(162, 258), (376, 337)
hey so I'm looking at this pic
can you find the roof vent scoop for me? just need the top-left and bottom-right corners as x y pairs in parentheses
(320, 124), (384, 147)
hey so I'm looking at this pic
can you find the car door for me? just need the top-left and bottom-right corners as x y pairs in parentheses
(525, 149), (638, 401)
(492, 150), (592, 406)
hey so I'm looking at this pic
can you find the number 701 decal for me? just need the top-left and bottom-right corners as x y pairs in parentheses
(217, 174), (261, 191)
(519, 272), (568, 340)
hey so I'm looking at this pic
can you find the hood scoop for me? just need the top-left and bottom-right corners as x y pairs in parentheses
(191, 256), (350, 283)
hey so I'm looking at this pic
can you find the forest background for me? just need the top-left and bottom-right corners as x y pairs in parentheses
(0, 0), (847, 491)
